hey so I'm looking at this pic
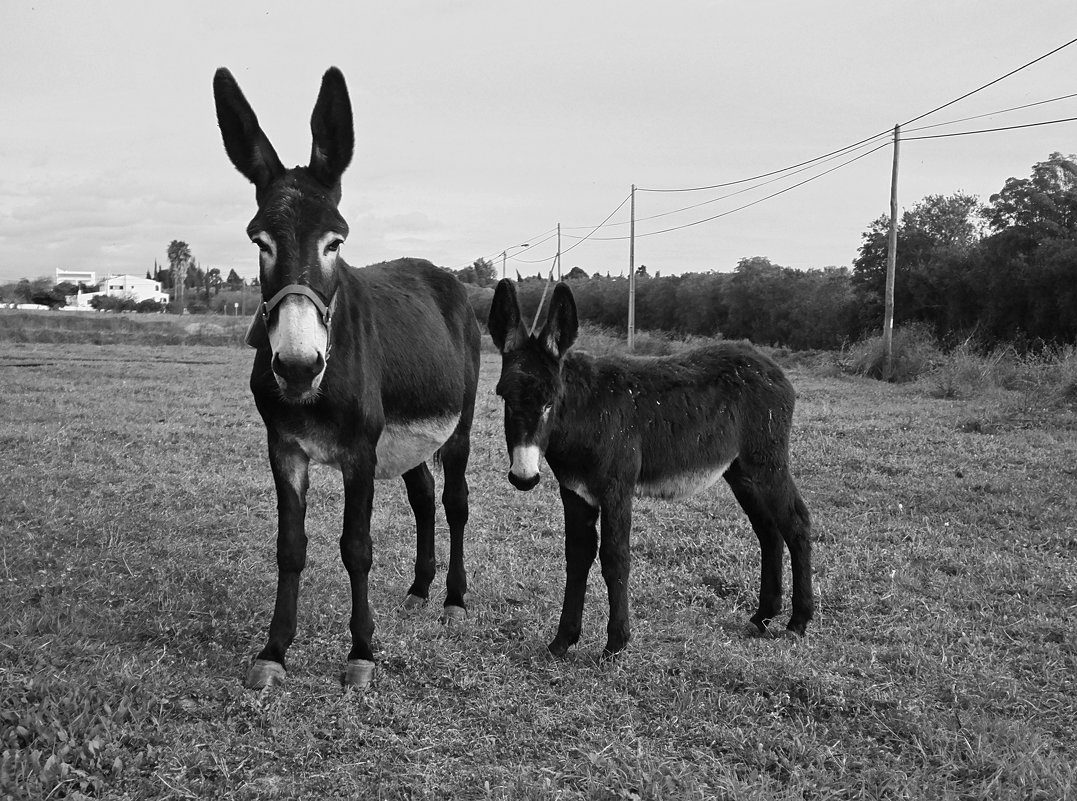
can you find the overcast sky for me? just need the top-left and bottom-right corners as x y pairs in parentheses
(1, 2), (1075, 285)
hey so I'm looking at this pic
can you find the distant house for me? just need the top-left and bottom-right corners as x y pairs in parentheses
(55, 268), (97, 287)
(65, 274), (170, 308)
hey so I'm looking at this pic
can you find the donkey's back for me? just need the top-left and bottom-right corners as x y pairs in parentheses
(558, 342), (796, 500)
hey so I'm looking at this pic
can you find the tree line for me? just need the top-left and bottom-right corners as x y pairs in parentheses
(469, 152), (1077, 350)
(4, 152), (1074, 348)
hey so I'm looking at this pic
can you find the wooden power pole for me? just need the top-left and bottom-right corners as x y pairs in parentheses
(883, 124), (900, 378)
(628, 184), (636, 351)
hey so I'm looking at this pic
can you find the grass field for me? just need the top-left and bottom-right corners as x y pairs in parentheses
(1, 336), (1076, 800)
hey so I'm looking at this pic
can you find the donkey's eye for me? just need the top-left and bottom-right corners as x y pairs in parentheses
(324, 239), (344, 255)
(253, 239), (271, 253)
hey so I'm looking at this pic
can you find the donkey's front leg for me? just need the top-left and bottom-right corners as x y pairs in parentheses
(549, 485), (600, 657)
(340, 457), (377, 688)
(247, 438), (310, 689)
(599, 495), (633, 657)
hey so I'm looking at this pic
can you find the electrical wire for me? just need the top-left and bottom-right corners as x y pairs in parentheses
(901, 36), (1077, 127)
(633, 38), (1077, 196)
(902, 115), (1077, 141)
(635, 128), (893, 193)
(514, 192), (633, 262)
(580, 142), (890, 242)
(563, 136), (894, 233)
(902, 92), (1077, 134)
(476, 39), (1077, 260)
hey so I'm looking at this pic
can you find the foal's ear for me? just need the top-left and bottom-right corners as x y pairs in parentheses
(309, 67), (354, 189)
(540, 283), (578, 359)
(213, 68), (285, 195)
(489, 279), (528, 354)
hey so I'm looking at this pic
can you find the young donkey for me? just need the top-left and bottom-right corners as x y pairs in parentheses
(489, 279), (813, 657)
(214, 67), (480, 688)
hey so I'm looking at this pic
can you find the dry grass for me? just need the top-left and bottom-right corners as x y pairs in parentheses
(1, 338), (1075, 799)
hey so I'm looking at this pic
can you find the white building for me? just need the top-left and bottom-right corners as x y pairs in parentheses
(66, 274), (170, 308)
(55, 268), (97, 286)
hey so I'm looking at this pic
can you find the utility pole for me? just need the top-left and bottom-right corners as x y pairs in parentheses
(556, 223), (562, 281)
(883, 124), (900, 378)
(500, 243), (530, 281)
(628, 184), (636, 351)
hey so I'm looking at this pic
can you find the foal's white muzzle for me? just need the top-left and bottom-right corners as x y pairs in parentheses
(508, 444), (541, 491)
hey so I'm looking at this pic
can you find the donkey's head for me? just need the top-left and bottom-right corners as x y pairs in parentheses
(489, 279), (578, 491)
(213, 67), (354, 403)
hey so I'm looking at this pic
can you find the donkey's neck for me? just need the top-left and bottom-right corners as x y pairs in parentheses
(546, 350), (603, 461)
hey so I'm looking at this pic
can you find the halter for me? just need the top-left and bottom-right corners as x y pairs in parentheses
(246, 284), (339, 361)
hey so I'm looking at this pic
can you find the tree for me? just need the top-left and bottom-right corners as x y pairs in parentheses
(472, 258), (496, 287)
(225, 268), (244, 290)
(988, 152), (1077, 240)
(204, 267), (222, 300)
(564, 266), (589, 281)
(852, 193), (986, 334)
(167, 240), (192, 312)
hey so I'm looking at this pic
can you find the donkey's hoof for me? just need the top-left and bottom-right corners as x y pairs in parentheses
(439, 605), (467, 625)
(245, 659), (286, 689)
(403, 593), (428, 611)
(344, 659), (375, 689)
(747, 616), (777, 637)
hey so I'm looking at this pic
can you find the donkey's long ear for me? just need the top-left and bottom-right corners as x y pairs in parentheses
(489, 279), (529, 354)
(309, 67), (354, 189)
(213, 68), (284, 196)
(539, 283), (578, 359)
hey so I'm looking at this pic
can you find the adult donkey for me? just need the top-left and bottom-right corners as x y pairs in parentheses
(489, 279), (813, 658)
(213, 67), (480, 689)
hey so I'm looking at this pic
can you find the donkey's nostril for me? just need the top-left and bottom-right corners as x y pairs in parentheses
(272, 352), (324, 387)
(508, 471), (540, 491)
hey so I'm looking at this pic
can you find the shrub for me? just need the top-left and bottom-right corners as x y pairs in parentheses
(929, 340), (1012, 399)
(135, 299), (165, 314)
(840, 322), (940, 383)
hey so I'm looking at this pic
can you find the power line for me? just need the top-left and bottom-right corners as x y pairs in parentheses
(902, 115), (1077, 141)
(903, 92), (1077, 134)
(901, 35), (1077, 127)
(634, 37), (1077, 196)
(515, 193), (633, 262)
(477, 39), (1077, 264)
(555, 93), (1077, 239)
(635, 128), (893, 193)
(579, 141), (890, 243)
(566, 136), (894, 232)
(562, 192), (632, 256)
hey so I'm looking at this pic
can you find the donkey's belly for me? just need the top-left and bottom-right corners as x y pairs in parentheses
(374, 414), (460, 479)
(636, 461), (732, 501)
(559, 459), (733, 508)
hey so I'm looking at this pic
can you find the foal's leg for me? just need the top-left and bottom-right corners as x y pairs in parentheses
(401, 463), (436, 609)
(549, 485), (599, 657)
(777, 475), (813, 634)
(598, 495), (633, 657)
(340, 457), (377, 687)
(725, 460), (813, 635)
(438, 426), (470, 622)
(247, 438), (310, 689)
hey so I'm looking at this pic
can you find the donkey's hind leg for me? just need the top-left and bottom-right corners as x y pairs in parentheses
(724, 460), (813, 636)
(437, 426), (470, 622)
(402, 463), (436, 610)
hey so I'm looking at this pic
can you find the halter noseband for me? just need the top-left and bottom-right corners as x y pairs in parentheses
(248, 284), (338, 361)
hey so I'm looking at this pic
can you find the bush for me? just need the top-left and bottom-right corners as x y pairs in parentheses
(928, 340), (1016, 399)
(135, 299), (165, 314)
(840, 322), (940, 383)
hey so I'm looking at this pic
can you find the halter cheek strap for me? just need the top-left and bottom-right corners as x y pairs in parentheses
(246, 284), (339, 360)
